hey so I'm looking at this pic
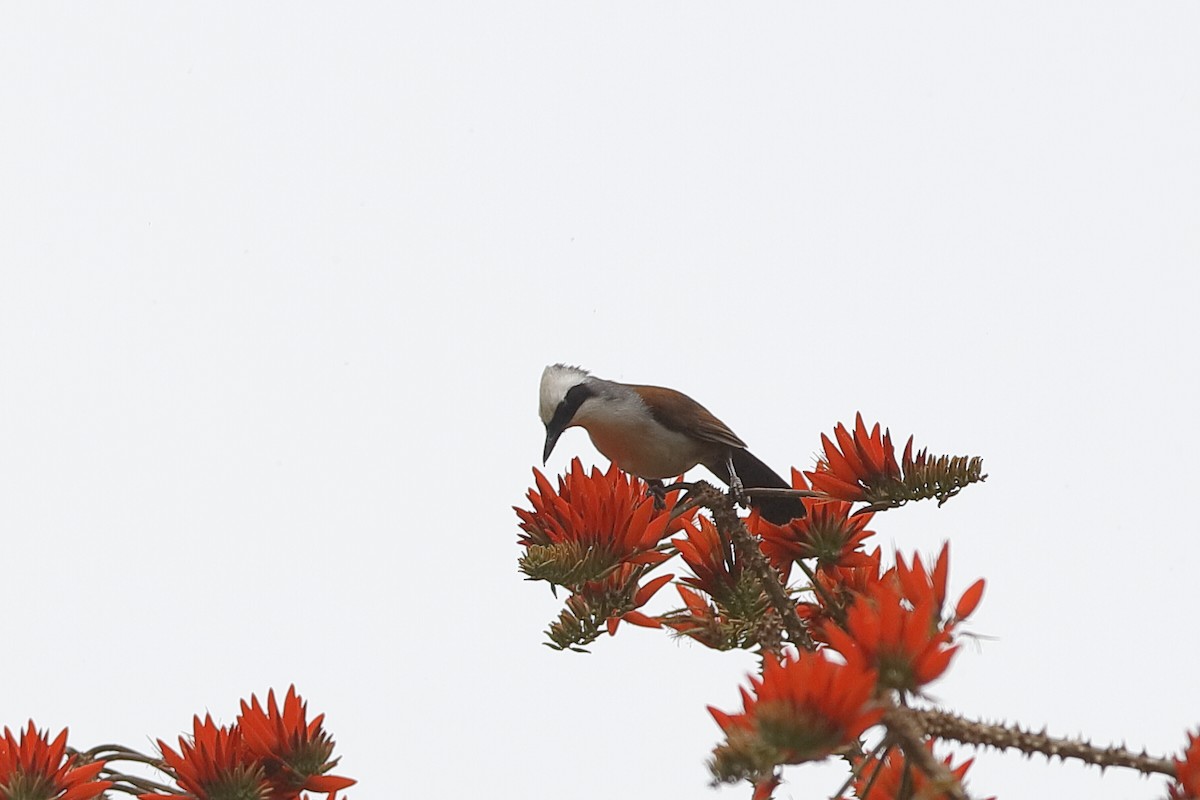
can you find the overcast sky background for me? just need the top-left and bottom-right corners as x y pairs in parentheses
(2, 4), (1198, 799)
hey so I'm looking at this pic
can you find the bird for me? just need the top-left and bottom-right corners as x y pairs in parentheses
(538, 364), (805, 523)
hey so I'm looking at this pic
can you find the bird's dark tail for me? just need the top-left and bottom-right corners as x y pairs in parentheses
(711, 449), (807, 524)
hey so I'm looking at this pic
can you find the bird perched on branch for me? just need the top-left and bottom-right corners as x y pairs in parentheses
(538, 364), (805, 524)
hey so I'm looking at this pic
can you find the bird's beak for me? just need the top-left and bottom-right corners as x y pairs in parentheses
(543, 423), (564, 465)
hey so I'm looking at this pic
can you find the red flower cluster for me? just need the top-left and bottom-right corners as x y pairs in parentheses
(580, 563), (674, 634)
(748, 469), (876, 578)
(662, 584), (729, 648)
(674, 516), (739, 599)
(708, 650), (882, 784)
(141, 687), (353, 800)
(806, 414), (908, 503)
(823, 545), (984, 693)
(795, 546), (885, 636)
(0, 724), (111, 800)
(805, 414), (985, 510)
(515, 458), (694, 568)
(519, 415), (996, 793)
(661, 517), (757, 649)
(516, 460), (693, 647)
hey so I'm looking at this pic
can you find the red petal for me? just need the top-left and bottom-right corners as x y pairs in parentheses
(806, 471), (867, 501)
(621, 611), (662, 628)
(678, 586), (710, 616)
(955, 579), (986, 620)
(304, 774), (358, 792)
(61, 782), (114, 800)
(932, 543), (950, 607)
(627, 551), (671, 566)
(633, 573), (674, 606)
(916, 644), (957, 684)
(826, 429), (866, 481)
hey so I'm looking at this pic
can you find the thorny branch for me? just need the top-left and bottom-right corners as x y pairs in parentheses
(911, 706), (1178, 777)
(884, 706), (970, 800)
(694, 482), (815, 653)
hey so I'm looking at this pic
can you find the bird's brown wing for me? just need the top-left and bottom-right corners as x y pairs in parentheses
(631, 384), (748, 450)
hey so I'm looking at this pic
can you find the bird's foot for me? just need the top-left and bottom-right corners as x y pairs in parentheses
(648, 480), (703, 511)
(726, 457), (748, 508)
(646, 479), (667, 511)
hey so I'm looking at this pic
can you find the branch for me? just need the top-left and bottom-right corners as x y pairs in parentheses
(884, 706), (970, 800)
(911, 706), (1177, 777)
(101, 771), (186, 796)
(71, 744), (156, 763)
(734, 487), (831, 501)
(694, 482), (815, 651)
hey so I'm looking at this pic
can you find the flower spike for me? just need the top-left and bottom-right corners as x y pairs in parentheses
(806, 414), (986, 510)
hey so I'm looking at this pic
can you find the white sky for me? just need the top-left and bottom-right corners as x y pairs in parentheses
(2, 3), (1198, 799)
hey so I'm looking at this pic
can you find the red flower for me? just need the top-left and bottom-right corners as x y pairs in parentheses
(673, 516), (740, 599)
(708, 650), (882, 784)
(795, 547), (885, 639)
(806, 414), (906, 502)
(822, 546), (983, 693)
(664, 516), (789, 650)
(750, 470), (876, 577)
(139, 716), (266, 800)
(661, 585), (729, 649)
(855, 743), (988, 800)
(1170, 730), (1200, 800)
(805, 415), (986, 509)
(0, 723), (111, 800)
(572, 563), (674, 635)
(824, 579), (953, 692)
(894, 544), (985, 624)
(515, 459), (697, 585)
(237, 687), (355, 799)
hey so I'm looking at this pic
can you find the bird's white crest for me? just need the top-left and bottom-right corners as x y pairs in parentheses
(539, 364), (590, 424)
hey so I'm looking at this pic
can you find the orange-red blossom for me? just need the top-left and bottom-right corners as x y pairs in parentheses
(749, 469), (877, 577)
(516, 458), (695, 569)
(238, 687), (356, 799)
(140, 688), (353, 800)
(823, 545), (984, 693)
(708, 650), (882, 785)
(805, 413), (908, 502)
(0, 723), (111, 800)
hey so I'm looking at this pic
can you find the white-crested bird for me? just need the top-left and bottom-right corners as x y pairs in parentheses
(538, 364), (805, 523)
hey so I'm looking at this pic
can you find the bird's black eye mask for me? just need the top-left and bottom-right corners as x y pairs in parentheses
(547, 383), (594, 434)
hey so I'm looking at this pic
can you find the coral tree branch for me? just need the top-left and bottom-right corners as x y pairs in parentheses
(695, 482), (814, 653)
(912, 707), (1177, 777)
(884, 707), (970, 800)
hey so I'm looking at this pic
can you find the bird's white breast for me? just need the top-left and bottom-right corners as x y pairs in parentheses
(574, 393), (708, 479)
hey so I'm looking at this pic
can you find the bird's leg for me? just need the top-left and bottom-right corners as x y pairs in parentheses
(645, 479), (667, 511)
(648, 479), (703, 510)
(726, 456), (747, 508)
